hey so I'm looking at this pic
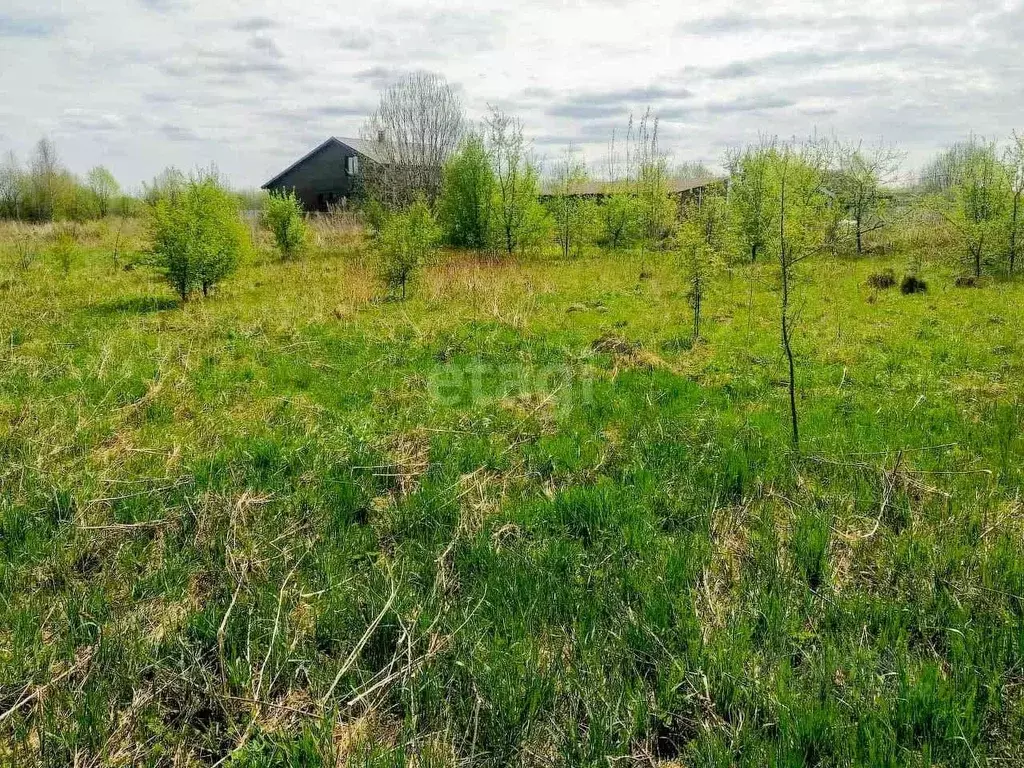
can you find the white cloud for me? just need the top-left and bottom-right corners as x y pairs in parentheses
(1, 0), (1021, 188)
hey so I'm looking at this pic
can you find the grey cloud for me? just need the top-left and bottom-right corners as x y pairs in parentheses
(159, 123), (200, 143)
(353, 66), (409, 90)
(706, 96), (796, 114)
(250, 35), (283, 59)
(234, 16), (276, 32)
(547, 103), (625, 120)
(0, 12), (64, 38)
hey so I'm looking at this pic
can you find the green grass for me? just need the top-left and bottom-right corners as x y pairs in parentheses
(1, 221), (1022, 766)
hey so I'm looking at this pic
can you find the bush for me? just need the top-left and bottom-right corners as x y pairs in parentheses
(150, 176), (247, 301)
(261, 190), (307, 260)
(900, 275), (928, 294)
(438, 133), (494, 249)
(50, 223), (78, 275)
(867, 269), (897, 289)
(376, 198), (439, 299)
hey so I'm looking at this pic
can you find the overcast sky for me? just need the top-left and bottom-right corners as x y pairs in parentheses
(1, 0), (1021, 189)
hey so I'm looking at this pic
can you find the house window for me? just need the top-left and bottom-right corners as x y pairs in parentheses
(346, 155), (359, 176)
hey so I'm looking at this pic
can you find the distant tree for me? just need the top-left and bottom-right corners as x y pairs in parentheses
(376, 198), (439, 299)
(920, 139), (994, 194)
(438, 133), (494, 249)
(678, 190), (731, 343)
(261, 190), (307, 260)
(631, 111), (677, 265)
(150, 175), (247, 301)
(727, 138), (777, 262)
(27, 138), (60, 222)
(143, 167), (186, 206)
(486, 106), (548, 257)
(548, 149), (594, 259)
(0, 151), (23, 219)
(86, 166), (120, 217)
(940, 137), (1008, 279)
(1004, 132), (1024, 275)
(362, 72), (465, 209)
(833, 141), (904, 254)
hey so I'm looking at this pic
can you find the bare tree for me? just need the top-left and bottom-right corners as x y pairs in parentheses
(0, 151), (22, 219)
(834, 140), (904, 255)
(1004, 132), (1024, 275)
(29, 138), (60, 221)
(362, 72), (465, 209)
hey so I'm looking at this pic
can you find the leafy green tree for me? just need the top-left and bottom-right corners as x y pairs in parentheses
(727, 140), (777, 262)
(261, 190), (307, 260)
(833, 142), (903, 255)
(677, 191), (731, 342)
(376, 198), (439, 299)
(86, 166), (120, 217)
(598, 186), (640, 248)
(438, 133), (494, 249)
(940, 138), (1008, 279)
(548, 150), (595, 259)
(486, 107), (550, 257)
(150, 176), (247, 301)
(1003, 132), (1024, 275)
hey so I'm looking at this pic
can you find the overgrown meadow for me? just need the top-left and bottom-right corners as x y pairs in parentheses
(1, 217), (1023, 766)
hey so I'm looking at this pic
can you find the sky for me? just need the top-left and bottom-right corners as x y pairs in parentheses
(1, 0), (1022, 190)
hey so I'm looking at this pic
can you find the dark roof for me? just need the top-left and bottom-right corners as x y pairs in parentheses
(262, 136), (384, 189)
(540, 176), (727, 197)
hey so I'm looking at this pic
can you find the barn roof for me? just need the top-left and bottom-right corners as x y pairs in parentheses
(262, 136), (385, 189)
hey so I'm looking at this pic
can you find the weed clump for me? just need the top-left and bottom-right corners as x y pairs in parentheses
(900, 275), (928, 294)
(954, 275), (978, 288)
(867, 268), (896, 289)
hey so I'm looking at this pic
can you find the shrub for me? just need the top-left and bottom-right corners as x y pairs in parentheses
(261, 190), (307, 260)
(867, 269), (897, 289)
(438, 133), (494, 249)
(376, 198), (439, 299)
(150, 176), (246, 301)
(900, 275), (928, 294)
(51, 223), (78, 275)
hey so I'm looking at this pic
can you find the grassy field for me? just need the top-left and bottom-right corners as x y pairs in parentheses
(1, 220), (1022, 766)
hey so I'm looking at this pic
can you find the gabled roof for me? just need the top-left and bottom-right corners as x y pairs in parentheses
(262, 136), (385, 189)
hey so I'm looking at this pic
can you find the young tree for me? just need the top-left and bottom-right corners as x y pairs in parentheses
(833, 141), (903, 255)
(376, 198), (440, 299)
(632, 111), (676, 272)
(261, 190), (307, 260)
(27, 138), (60, 222)
(548, 149), (593, 259)
(362, 71), (465, 209)
(727, 138), (777, 262)
(86, 166), (120, 217)
(941, 138), (1008, 279)
(437, 133), (494, 249)
(150, 176), (247, 301)
(752, 140), (829, 447)
(677, 190), (731, 343)
(486, 106), (548, 257)
(1004, 132), (1024, 275)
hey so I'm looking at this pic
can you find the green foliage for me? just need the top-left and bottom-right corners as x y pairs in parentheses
(149, 176), (247, 300)
(728, 143), (778, 262)
(86, 166), (120, 217)
(438, 133), (494, 249)
(548, 152), (597, 259)
(598, 187), (641, 249)
(261, 190), (307, 260)
(677, 191), (731, 341)
(487, 107), (551, 256)
(941, 138), (1009, 278)
(50, 223), (78, 276)
(375, 198), (439, 299)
